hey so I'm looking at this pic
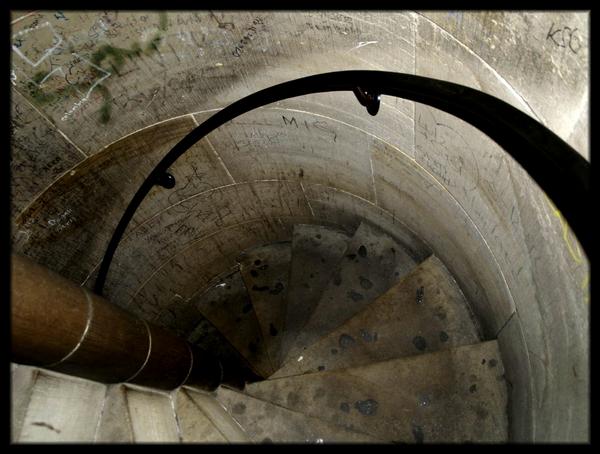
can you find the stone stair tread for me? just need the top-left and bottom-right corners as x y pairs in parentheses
(15, 368), (106, 442)
(285, 222), (417, 362)
(174, 388), (229, 443)
(272, 255), (480, 378)
(216, 386), (383, 443)
(238, 242), (292, 370)
(189, 270), (274, 377)
(280, 224), (351, 363)
(124, 386), (180, 442)
(245, 341), (508, 443)
(182, 387), (251, 442)
(96, 384), (134, 442)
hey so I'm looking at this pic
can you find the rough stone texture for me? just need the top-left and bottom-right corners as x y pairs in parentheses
(182, 388), (250, 442)
(273, 255), (481, 378)
(286, 222), (417, 362)
(280, 224), (351, 362)
(238, 242), (292, 369)
(173, 388), (228, 443)
(17, 370), (106, 442)
(216, 387), (383, 443)
(10, 10), (589, 442)
(10, 88), (85, 219)
(95, 384), (134, 442)
(418, 11), (589, 159)
(246, 341), (508, 442)
(187, 270), (274, 378)
(124, 386), (180, 442)
(11, 364), (40, 442)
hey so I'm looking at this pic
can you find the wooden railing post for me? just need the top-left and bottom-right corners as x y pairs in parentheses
(10, 253), (223, 391)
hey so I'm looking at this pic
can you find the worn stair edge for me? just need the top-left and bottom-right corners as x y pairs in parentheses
(272, 254), (481, 378)
(182, 387), (251, 443)
(216, 386), (386, 443)
(285, 221), (417, 363)
(238, 241), (293, 370)
(17, 368), (106, 442)
(245, 341), (508, 443)
(172, 388), (229, 443)
(280, 224), (351, 363)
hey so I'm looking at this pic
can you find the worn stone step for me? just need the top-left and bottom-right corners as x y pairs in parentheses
(272, 255), (481, 378)
(189, 270), (274, 378)
(216, 387), (383, 443)
(280, 224), (351, 363)
(286, 222), (417, 362)
(123, 385), (180, 442)
(182, 387), (251, 442)
(15, 367), (106, 442)
(173, 388), (229, 443)
(238, 241), (292, 370)
(245, 341), (508, 443)
(96, 384), (134, 442)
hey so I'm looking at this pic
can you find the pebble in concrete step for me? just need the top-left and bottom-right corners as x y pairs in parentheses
(280, 224), (351, 363)
(190, 270), (274, 377)
(245, 341), (508, 443)
(216, 386), (383, 443)
(286, 222), (416, 362)
(238, 241), (292, 370)
(272, 255), (481, 378)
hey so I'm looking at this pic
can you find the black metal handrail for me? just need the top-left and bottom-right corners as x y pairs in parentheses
(94, 70), (590, 295)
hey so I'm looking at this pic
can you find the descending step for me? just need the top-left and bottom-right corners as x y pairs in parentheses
(15, 368), (106, 442)
(123, 386), (180, 442)
(173, 388), (228, 442)
(96, 385), (134, 442)
(11, 364), (39, 442)
(272, 255), (480, 378)
(285, 222), (417, 362)
(245, 341), (508, 443)
(181, 387), (251, 442)
(190, 271), (274, 378)
(280, 224), (351, 363)
(216, 386), (383, 443)
(238, 242), (292, 370)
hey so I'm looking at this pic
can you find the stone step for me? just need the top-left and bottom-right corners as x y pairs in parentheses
(189, 270), (274, 378)
(14, 366), (106, 442)
(123, 385), (180, 442)
(173, 388), (229, 443)
(245, 341), (508, 443)
(285, 222), (417, 361)
(280, 224), (351, 363)
(272, 255), (480, 378)
(216, 386), (383, 443)
(238, 241), (292, 370)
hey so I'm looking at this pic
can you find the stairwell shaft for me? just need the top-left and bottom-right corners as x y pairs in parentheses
(11, 253), (222, 391)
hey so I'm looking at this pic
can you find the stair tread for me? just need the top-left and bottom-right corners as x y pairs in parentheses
(216, 386), (383, 443)
(125, 386), (180, 442)
(238, 242), (292, 370)
(286, 222), (416, 361)
(245, 341), (508, 442)
(272, 255), (480, 378)
(182, 387), (251, 442)
(280, 224), (351, 363)
(174, 388), (229, 443)
(17, 368), (106, 442)
(96, 384), (134, 442)
(190, 270), (274, 377)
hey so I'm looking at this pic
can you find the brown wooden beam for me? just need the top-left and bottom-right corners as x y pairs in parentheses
(10, 253), (222, 391)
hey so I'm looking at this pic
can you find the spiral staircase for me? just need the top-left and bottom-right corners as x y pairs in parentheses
(10, 10), (589, 444)
(12, 221), (511, 443)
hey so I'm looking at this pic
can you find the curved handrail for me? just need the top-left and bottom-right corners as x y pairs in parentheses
(94, 70), (590, 295)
